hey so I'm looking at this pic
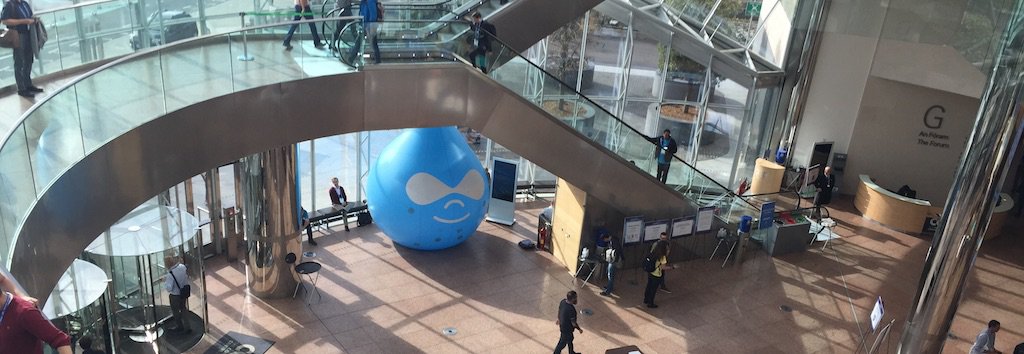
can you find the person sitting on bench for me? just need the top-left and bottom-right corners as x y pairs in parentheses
(328, 177), (350, 231)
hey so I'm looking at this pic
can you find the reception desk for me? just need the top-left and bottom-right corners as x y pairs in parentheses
(984, 193), (1014, 240)
(854, 175), (931, 233)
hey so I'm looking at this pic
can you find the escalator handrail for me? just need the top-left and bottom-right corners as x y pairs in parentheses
(478, 30), (759, 212)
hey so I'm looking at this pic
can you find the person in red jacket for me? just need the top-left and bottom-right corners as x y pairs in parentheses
(0, 289), (73, 354)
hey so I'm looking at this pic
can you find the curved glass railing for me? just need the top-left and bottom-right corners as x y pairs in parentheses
(2, 0), (505, 91)
(0, 18), (370, 265)
(0, 17), (756, 267)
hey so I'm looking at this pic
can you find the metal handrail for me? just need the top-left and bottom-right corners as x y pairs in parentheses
(0, 16), (356, 150)
(34, 0), (122, 16)
(481, 30), (762, 213)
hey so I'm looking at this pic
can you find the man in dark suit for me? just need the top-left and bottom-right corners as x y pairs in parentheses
(813, 166), (835, 221)
(647, 129), (678, 184)
(467, 11), (497, 73)
(328, 177), (351, 231)
(329, 177), (348, 206)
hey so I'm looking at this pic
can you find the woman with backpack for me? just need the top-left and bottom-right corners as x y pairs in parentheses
(643, 239), (674, 308)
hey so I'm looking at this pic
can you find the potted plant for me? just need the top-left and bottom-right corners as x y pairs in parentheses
(657, 44), (715, 111)
(546, 17), (595, 90)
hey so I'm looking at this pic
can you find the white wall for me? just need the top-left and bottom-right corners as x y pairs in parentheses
(844, 77), (978, 202)
(789, 32), (877, 168)
(793, 0), (986, 202)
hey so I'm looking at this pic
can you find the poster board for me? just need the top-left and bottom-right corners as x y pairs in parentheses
(759, 202), (775, 230)
(695, 207), (715, 232)
(670, 216), (694, 238)
(622, 216), (644, 245)
(643, 220), (669, 242)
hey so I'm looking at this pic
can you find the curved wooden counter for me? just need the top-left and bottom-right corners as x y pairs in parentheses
(854, 175), (931, 233)
(984, 193), (1014, 240)
(750, 158), (785, 195)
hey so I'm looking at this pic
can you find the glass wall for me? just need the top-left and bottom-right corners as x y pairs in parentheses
(535, 9), (782, 189)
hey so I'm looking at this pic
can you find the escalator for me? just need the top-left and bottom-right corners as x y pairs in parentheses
(315, 0), (600, 64)
(319, 17), (760, 220)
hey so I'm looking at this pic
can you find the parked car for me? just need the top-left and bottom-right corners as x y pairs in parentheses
(129, 10), (199, 50)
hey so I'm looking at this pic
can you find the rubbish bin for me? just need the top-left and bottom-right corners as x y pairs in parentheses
(739, 215), (753, 234)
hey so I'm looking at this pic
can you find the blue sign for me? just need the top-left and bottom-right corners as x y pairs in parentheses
(759, 202), (775, 229)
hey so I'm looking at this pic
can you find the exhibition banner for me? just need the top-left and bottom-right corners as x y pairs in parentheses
(696, 207), (715, 232)
(623, 216), (644, 244)
(671, 216), (694, 238)
(643, 220), (669, 242)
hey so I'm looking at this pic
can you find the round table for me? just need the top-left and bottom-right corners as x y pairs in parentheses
(293, 262), (322, 304)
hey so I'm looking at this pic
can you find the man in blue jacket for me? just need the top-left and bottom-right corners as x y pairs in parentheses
(349, 0), (382, 64)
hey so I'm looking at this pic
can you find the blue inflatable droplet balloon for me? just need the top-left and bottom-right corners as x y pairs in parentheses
(366, 126), (490, 250)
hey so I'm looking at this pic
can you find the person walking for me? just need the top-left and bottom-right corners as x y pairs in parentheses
(163, 256), (192, 334)
(647, 129), (678, 183)
(643, 239), (674, 308)
(0, 289), (73, 354)
(329, 0), (354, 52)
(649, 232), (672, 293)
(970, 320), (1003, 354)
(350, 0), (382, 64)
(554, 290), (582, 354)
(282, 0), (324, 51)
(1, 0), (43, 98)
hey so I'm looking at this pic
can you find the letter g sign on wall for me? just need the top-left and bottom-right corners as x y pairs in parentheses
(923, 105), (945, 129)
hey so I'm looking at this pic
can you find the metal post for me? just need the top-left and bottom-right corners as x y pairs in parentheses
(238, 12), (255, 61)
(203, 169), (223, 255)
(239, 145), (301, 298)
(898, 1), (1024, 351)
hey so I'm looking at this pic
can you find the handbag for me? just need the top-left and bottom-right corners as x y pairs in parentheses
(0, 28), (19, 49)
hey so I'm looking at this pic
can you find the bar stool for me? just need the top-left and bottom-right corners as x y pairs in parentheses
(293, 261), (322, 304)
(709, 227), (738, 268)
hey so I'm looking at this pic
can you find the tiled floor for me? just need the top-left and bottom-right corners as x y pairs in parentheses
(179, 196), (1022, 353)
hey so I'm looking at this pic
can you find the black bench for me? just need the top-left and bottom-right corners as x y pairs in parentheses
(309, 201), (369, 231)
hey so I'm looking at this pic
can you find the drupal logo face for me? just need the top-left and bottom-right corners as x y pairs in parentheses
(406, 170), (486, 224)
(365, 126), (490, 251)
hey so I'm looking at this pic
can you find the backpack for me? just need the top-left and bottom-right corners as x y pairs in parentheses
(605, 248), (617, 263)
(170, 271), (191, 299)
(518, 239), (535, 250)
(642, 255), (656, 273)
(357, 210), (373, 226)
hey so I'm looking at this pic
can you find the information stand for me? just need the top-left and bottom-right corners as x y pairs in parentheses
(485, 157), (518, 225)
